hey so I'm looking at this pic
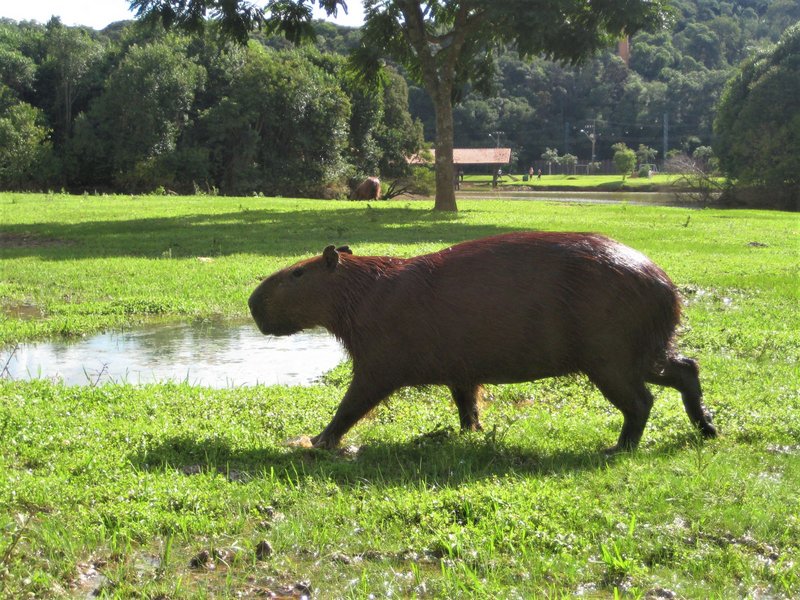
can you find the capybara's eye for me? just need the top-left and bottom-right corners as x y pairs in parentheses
(292, 268), (304, 278)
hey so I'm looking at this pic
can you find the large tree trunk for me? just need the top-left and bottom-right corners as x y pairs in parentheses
(432, 87), (457, 212)
(397, 0), (461, 212)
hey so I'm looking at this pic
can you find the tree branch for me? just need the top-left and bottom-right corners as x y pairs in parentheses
(395, 0), (439, 93)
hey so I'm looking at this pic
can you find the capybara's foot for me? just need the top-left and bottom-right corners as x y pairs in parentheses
(604, 439), (639, 455)
(603, 445), (633, 456)
(699, 421), (718, 438)
(310, 432), (339, 450)
(460, 421), (483, 432)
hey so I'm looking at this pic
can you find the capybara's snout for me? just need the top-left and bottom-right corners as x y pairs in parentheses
(248, 281), (301, 336)
(248, 288), (269, 334)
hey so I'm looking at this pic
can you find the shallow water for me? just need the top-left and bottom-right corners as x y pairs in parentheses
(457, 189), (704, 206)
(3, 321), (347, 388)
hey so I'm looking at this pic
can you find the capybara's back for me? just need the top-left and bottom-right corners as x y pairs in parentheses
(249, 232), (717, 452)
(350, 177), (381, 200)
(362, 232), (680, 387)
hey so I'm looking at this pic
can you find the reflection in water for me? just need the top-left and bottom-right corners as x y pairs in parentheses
(3, 322), (347, 387)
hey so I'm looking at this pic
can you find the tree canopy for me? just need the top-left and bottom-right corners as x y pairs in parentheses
(0, 2), (795, 201)
(612, 142), (636, 180)
(0, 18), (422, 194)
(714, 21), (799, 206)
(130, 0), (670, 210)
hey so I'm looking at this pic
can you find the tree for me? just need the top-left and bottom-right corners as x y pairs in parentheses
(560, 153), (577, 175)
(612, 142), (636, 181)
(202, 45), (350, 196)
(373, 68), (424, 178)
(764, 1), (800, 41)
(541, 147), (559, 175)
(249, 48), (350, 196)
(352, 1), (670, 210)
(0, 102), (53, 189)
(37, 18), (102, 144)
(636, 143), (658, 167)
(691, 145), (715, 172)
(0, 47), (37, 103)
(72, 38), (206, 190)
(629, 32), (676, 79)
(130, 0), (669, 210)
(714, 22), (799, 204)
(330, 56), (422, 183)
(676, 22), (721, 69)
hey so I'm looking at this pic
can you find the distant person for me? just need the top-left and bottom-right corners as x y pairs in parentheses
(537, 169), (542, 180)
(529, 166), (535, 178)
(458, 168), (464, 182)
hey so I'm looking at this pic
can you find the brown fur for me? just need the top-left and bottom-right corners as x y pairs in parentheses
(350, 177), (381, 200)
(248, 232), (717, 451)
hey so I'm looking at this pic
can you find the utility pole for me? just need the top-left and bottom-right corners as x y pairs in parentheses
(663, 113), (668, 164)
(564, 121), (570, 154)
(581, 120), (598, 172)
(489, 131), (504, 148)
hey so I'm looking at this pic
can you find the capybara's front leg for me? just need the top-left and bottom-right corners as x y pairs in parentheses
(311, 378), (390, 449)
(591, 376), (654, 452)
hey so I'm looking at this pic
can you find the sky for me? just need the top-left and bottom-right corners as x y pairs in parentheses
(0, 0), (364, 30)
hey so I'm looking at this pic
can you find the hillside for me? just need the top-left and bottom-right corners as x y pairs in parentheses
(347, 0), (798, 169)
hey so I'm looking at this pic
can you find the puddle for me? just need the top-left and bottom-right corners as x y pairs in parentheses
(4, 303), (43, 320)
(2, 321), (347, 387)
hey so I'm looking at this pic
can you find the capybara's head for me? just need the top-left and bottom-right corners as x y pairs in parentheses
(249, 245), (351, 336)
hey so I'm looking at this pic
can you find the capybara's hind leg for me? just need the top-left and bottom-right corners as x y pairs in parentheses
(591, 375), (654, 452)
(647, 357), (717, 438)
(449, 384), (483, 431)
(311, 378), (390, 449)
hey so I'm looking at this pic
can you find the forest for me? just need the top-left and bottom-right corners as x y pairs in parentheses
(0, 0), (797, 196)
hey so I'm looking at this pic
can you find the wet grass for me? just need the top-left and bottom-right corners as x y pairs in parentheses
(0, 192), (798, 597)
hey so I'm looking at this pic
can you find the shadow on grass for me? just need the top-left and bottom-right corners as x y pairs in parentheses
(1, 205), (523, 260)
(127, 430), (704, 488)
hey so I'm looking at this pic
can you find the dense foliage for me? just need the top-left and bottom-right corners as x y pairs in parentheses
(133, 0), (671, 210)
(0, 1), (797, 198)
(612, 142), (637, 180)
(437, 0), (799, 172)
(714, 22), (799, 207)
(0, 17), (422, 195)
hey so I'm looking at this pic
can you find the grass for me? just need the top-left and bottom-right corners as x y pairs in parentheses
(1, 191), (798, 598)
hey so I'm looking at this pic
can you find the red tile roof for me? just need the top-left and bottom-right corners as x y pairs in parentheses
(407, 148), (512, 165)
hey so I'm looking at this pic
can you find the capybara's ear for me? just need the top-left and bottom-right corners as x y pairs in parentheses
(336, 245), (353, 255)
(323, 245), (339, 270)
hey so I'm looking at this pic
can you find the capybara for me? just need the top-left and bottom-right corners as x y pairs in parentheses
(350, 177), (381, 200)
(248, 232), (717, 451)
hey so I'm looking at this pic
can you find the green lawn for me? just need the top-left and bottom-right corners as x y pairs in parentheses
(1, 192), (798, 598)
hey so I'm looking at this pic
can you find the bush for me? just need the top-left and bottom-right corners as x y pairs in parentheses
(382, 166), (435, 199)
(612, 142), (637, 181)
(714, 23), (800, 196)
(0, 102), (55, 190)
